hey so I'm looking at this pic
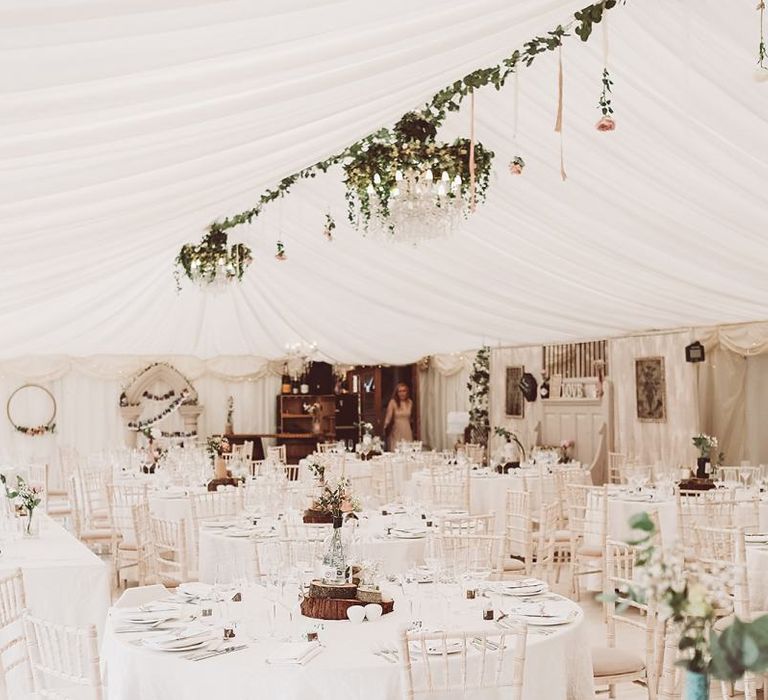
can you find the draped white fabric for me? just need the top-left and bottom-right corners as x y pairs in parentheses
(0, 367), (280, 465)
(1, 1), (767, 363)
(417, 355), (472, 451)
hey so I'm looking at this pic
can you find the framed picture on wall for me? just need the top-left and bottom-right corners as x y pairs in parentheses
(635, 356), (666, 422)
(505, 366), (525, 418)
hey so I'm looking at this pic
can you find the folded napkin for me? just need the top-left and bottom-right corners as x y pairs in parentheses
(265, 641), (323, 665)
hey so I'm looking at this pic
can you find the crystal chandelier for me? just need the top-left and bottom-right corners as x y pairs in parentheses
(285, 341), (318, 380)
(344, 112), (493, 244)
(365, 168), (464, 243)
(175, 230), (252, 292)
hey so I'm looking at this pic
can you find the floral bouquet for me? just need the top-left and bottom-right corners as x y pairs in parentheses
(508, 155), (525, 175)
(313, 477), (361, 518)
(559, 439), (575, 464)
(304, 402), (322, 417)
(618, 513), (768, 687)
(206, 435), (231, 461)
(1, 474), (43, 535)
(359, 421), (374, 436)
(306, 456), (326, 482)
(692, 434), (718, 459)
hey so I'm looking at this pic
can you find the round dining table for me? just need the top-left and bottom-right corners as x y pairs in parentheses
(102, 583), (596, 700)
(198, 512), (429, 582)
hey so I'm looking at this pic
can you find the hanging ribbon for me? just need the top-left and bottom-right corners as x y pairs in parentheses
(554, 46), (567, 181)
(512, 70), (520, 144)
(469, 90), (477, 211)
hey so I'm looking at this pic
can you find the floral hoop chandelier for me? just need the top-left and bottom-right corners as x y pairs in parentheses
(175, 230), (252, 291)
(343, 113), (493, 243)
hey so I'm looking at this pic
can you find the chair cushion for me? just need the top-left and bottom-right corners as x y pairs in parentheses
(714, 611), (768, 632)
(79, 528), (112, 540)
(591, 646), (646, 677)
(503, 558), (526, 571)
(47, 503), (71, 515)
(577, 544), (603, 558)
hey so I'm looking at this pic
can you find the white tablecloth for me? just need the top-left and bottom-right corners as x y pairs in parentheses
(199, 514), (427, 582)
(411, 470), (556, 535)
(0, 514), (110, 638)
(102, 587), (595, 700)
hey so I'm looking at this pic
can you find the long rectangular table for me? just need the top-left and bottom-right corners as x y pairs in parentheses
(0, 513), (111, 639)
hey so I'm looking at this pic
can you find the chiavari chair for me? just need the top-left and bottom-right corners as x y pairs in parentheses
(106, 482), (149, 588)
(0, 569), (32, 698)
(266, 445), (287, 464)
(566, 484), (608, 601)
(398, 621), (527, 700)
(23, 614), (103, 700)
(607, 452), (626, 485)
(593, 540), (659, 699)
(150, 516), (189, 587)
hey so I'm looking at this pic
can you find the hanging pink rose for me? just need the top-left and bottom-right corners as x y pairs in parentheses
(508, 155), (525, 175)
(595, 116), (616, 132)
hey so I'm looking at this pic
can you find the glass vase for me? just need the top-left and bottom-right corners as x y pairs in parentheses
(321, 516), (347, 584)
(23, 508), (40, 538)
(684, 671), (710, 700)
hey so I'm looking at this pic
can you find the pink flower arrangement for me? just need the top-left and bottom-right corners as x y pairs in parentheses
(560, 439), (575, 449)
(595, 116), (616, 132)
(508, 155), (525, 175)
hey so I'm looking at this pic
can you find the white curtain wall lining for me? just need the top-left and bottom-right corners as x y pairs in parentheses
(1, 1), (767, 361)
(487, 320), (768, 468)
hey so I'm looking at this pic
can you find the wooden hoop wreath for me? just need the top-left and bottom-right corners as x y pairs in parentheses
(7, 384), (57, 436)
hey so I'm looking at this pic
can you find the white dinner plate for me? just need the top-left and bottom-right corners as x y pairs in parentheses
(143, 636), (214, 652)
(499, 583), (548, 597)
(506, 609), (577, 626)
(391, 529), (427, 539)
(746, 534), (768, 544)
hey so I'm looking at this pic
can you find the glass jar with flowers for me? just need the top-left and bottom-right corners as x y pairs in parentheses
(618, 513), (768, 699)
(315, 477), (361, 584)
(1, 474), (43, 537)
(493, 426), (526, 472)
(206, 435), (231, 479)
(692, 434), (718, 479)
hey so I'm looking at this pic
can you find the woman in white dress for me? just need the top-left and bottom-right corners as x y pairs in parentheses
(383, 382), (414, 451)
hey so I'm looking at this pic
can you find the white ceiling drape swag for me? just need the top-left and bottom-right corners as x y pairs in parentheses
(1, 1), (767, 363)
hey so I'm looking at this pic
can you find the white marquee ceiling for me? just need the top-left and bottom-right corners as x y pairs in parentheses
(1, 0), (767, 365)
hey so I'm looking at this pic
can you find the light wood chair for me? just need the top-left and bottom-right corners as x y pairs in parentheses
(67, 475), (111, 551)
(317, 442), (343, 454)
(428, 464), (470, 512)
(693, 525), (760, 700)
(23, 613), (103, 700)
(438, 533), (505, 580)
(438, 513), (495, 536)
(676, 489), (737, 555)
(132, 502), (155, 586)
(398, 621), (528, 699)
(150, 516), (189, 587)
(533, 500), (559, 584)
(0, 569), (32, 698)
(189, 490), (242, 570)
(267, 445), (287, 464)
(593, 540), (658, 699)
(608, 452), (626, 485)
(501, 491), (535, 576)
(657, 623), (685, 700)
(566, 484), (608, 601)
(106, 483), (149, 588)
(372, 456), (397, 505)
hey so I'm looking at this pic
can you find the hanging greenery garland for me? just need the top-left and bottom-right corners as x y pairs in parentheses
(127, 389), (191, 431)
(323, 214), (336, 241)
(200, 1), (620, 242)
(343, 112), (493, 233)
(142, 388), (176, 402)
(174, 230), (252, 290)
(466, 347), (491, 447)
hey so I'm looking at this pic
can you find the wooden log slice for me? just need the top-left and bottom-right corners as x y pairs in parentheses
(308, 580), (358, 600)
(300, 596), (395, 620)
(303, 509), (335, 524)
